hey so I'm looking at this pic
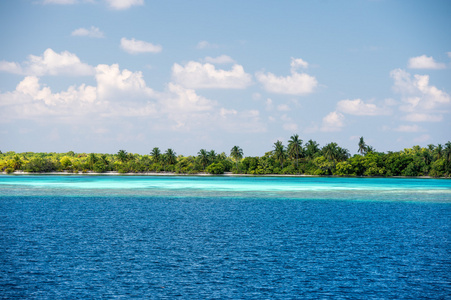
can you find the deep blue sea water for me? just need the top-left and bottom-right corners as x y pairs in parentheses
(0, 175), (450, 299)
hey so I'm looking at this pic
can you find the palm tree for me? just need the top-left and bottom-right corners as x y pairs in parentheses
(435, 144), (443, 160)
(366, 145), (375, 154)
(150, 147), (161, 163)
(117, 150), (128, 163)
(288, 134), (303, 168)
(230, 146), (243, 169)
(337, 147), (350, 162)
(165, 148), (177, 165)
(358, 137), (367, 155)
(443, 142), (451, 162)
(273, 140), (286, 168)
(208, 150), (217, 163)
(322, 142), (339, 161)
(305, 139), (320, 159)
(198, 149), (209, 171)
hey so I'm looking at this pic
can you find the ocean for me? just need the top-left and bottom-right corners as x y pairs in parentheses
(1, 175), (450, 299)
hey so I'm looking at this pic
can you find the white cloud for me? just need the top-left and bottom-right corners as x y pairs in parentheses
(256, 71), (317, 95)
(256, 59), (317, 95)
(321, 111), (345, 132)
(196, 41), (218, 49)
(160, 83), (216, 113)
(0, 61), (23, 74)
(71, 26), (104, 38)
(394, 125), (422, 132)
(0, 48), (94, 76)
(204, 55), (235, 64)
(105, 0), (143, 10)
(391, 68), (450, 117)
(336, 99), (390, 116)
(290, 57), (309, 72)
(0, 76), (98, 120)
(408, 55), (446, 69)
(172, 61), (252, 89)
(95, 64), (154, 101)
(120, 38), (162, 54)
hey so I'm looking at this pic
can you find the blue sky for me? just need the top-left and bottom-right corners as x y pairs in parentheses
(1, 0), (450, 156)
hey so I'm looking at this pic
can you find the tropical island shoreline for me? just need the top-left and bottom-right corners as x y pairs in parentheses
(1, 136), (450, 178)
(2, 170), (447, 180)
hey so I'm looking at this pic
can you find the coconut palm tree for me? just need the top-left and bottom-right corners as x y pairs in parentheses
(337, 147), (350, 162)
(117, 150), (128, 163)
(150, 147), (161, 163)
(230, 146), (243, 169)
(358, 137), (367, 155)
(208, 150), (217, 163)
(305, 139), (320, 159)
(322, 142), (339, 161)
(435, 144), (443, 160)
(273, 140), (287, 168)
(198, 149), (209, 171)
(165, 148), (177, 165)
(288, 134), (303, 168)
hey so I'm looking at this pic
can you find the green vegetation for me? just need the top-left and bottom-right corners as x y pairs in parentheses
(1, 137), (451, 177)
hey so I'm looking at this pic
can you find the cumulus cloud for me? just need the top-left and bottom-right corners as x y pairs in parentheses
(256, 58), (317, 95)
(0, 76), (98, 120)
(105, 0), (144, 10)
(336, 99), (390, 116)
(0, 61), (23, 74)
(391, 68), (450, 117)
(408, 55), (446, 69)
(290, 57), (308, 72)
(95, 64), (154, 101)
(321, 111), (345, 132)
(160, 83), (216, 113)
(0, 48), (94, 76)
(71, 26), (104, 38)
(0, 63), (159, 121)
(256, 72), (317, 95)
(172, 61), (252, 89)
(120, 38), (162, 54)
(204, 55), (235, 64)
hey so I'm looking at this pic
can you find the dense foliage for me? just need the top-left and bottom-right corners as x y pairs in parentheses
(1, 137), (451, 177)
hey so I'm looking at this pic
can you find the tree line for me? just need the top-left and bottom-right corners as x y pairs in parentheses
(1, 135), (451, 177)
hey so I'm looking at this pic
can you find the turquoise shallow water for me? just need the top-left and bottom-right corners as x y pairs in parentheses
(1, 175), (450, 298)
(0, 175), (450, 202)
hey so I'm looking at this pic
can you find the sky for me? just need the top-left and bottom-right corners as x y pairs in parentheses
(0, 0), (450, 156)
